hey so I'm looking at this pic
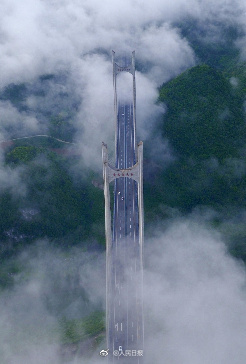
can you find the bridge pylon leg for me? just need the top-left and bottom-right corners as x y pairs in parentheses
(102, 142), (112, 351)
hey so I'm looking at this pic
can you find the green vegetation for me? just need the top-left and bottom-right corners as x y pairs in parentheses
(12, 135), (72, 149)
(144, 65), (246, 222)
(6, 146), (39, 163)
(159, 65), (245, 160)
(0, 259), (23, 290)
(143, 61), (246, 263)
(49, 112), (76, 142)
(0, 83), (27, 107)
(1, 61), (246, 264)
(147, 158), (246, 212)
(60, 311), (105, 344)
(178, 20), (242, 71)
(1, 146), (105, 258)
(1, 26), (246, 356)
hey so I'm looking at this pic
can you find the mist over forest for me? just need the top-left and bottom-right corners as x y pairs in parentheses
(1, 0), (246, 363)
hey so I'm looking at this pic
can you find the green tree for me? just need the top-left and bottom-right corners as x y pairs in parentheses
(159, 65), (245, 160)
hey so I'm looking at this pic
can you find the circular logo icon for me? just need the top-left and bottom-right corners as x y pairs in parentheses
(99, 349), (109, 357)
(113, 350), (119, 356)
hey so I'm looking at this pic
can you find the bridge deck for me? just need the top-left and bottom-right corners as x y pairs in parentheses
(107, 103), (143, 362)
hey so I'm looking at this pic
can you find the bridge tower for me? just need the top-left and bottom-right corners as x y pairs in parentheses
(102, 51), (144, 363)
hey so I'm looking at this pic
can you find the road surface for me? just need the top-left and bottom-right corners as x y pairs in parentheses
(108, 102), (144, 363)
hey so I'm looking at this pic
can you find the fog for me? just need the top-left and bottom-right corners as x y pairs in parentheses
(144, 221), (246, 364)
(1, 0), (246, 363)
(1, 0), (245, 169)
(0, 241), (106, 363)
(0, 221), (246, 363)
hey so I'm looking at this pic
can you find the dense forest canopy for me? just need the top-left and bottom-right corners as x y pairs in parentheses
(1, 3), (246, 361)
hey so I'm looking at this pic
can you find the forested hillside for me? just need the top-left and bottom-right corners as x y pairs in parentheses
(153, 63), (246, 261)
(1, 11), (246, 361)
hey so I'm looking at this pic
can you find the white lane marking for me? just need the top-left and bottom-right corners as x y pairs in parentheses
(132, 322), (134, 327)
(115, 323), (118, 331)
(121, 322), (123, 331)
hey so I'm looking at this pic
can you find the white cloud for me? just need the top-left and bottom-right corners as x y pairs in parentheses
(0, 2), (246, 363)
(0, 0), (197, 166)
(0, 241), (106, 363)
(144, 220), (246, 364)
(0, 101), (39, 138)
(0, 0), (244, 89)
(1, 222), (246, 363)
(0, 148), (26, 196)
(5, 0), (246, 170)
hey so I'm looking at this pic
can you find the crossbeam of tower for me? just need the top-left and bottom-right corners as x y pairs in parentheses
(102, 51), (144, 363)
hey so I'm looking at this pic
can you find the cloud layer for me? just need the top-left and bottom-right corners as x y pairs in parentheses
(144, 221), (246, 364)
(1, 0), (246, 169)
(0, 221), (246, 363)
(1, 2), (246, 362)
